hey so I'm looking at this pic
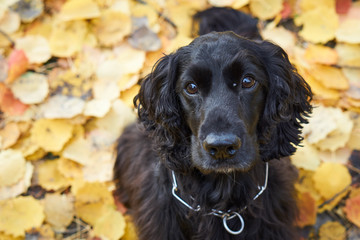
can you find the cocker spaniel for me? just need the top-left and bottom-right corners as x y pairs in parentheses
(114, 8), (312, 240)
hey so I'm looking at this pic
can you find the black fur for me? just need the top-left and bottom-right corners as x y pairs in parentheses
(114, 8), (312, 240)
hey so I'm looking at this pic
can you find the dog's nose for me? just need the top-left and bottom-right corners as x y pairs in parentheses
(202, 133), (241, 159)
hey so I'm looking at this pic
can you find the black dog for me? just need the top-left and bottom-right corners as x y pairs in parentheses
(114, 8), (312, 240)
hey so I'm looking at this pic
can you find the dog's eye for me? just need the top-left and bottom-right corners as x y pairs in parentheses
(185, 83), (198, 94)
(241, 76), (256, 88)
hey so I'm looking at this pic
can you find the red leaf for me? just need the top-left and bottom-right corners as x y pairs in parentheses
(0, 83), (29, 116)
(336, 0), (352, 14)
(344, 194), (360, 228)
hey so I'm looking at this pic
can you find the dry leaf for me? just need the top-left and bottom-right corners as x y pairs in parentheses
(31, 119), (74, 152)
(10, 0), (44, 23)
(299, 0), (335, 12)
(93, 207), (126, 240)
(58, 0), (100, 21)
(113, 43), (146, 75)
(128, 25), (162, 52)
(290, 140), (320, 171)
(304, 45), (338, 65)
(57, 157), (83, 179)
(62, 137), (93, 165)
(5, 49), (29, 84)
(0, 83), (29, 116)
(37, 159), (69, 191)
(84, 99), (111, 118)
(94, 10), (131, 46)
(39, 95), (85, 119)
(0, 122), (20, 149)
(120, 84), (140, 108)
(295, 6), (339, 43)
(10, 72), (49, 104)
(0, 162), (33, 200)
(344, 194), (360, 228)
(0, 196), (45, 237)
(0, 10), (21, 34)
(319, 221), (346, 240)
(309, 64), (349, 90)
(15, 35), (51, 64)
(12, 134), (40, 158)
(208, 0), (234, 7)
(336, 19), (360, 44)
(44, 193), (74, 230)
(318, 147), (352, 164)
(249, 0), (283, 20)
(49, 20), (88, 57)
(122, 215), (138, 240)
(82, 149), (114, 182)
(0, 149), (26, 187)
(75, 182), (113, 205)
(261, 26), (296, 56)
(336, 43), (360, 68)
(313, 162), (351, 199)
(296, 192), (317, 227)
(75, 201), (107, 226)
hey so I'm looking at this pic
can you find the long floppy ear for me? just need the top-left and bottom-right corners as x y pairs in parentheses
(257, 41), (312, 161)
(134, 53), (192, 172)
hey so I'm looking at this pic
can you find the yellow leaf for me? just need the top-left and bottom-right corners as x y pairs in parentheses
(49, 20), (88, 57)
(44, 193), (74, 230)
(15, 35), (51, 64)
(82, 149), (114, 182)
(336, 43), (360, 67)
(209, 0), (234, 7)
(319, 221), (346, 240)
(39, 95), (85, 119)
(0, 196), (45, 237)
(75, 202), (107, 226)
(0, 162), (33, 200)
(62, 137), (93, 165)
(122, 215), (138, 240)
(75, 182), (114, 205)
(313, 162), (351, 199)
(295, 192), (317, 227)
(302, 72), (340, 101)
(114, 43), (146, 75)
(261, 26), (296, 56)
(94, 10), (131, 46)
(347, 114), (360, 150)
(37, 160), (69, 190)
(121, 84), (140, 108)
(336, 19), (360, 44)
(296, 6), (338, 43)
(58, 157), (83, 179)
(0, 149), (26, 187)
(93, 207), (126, 240)
(309, 64), (349, 90)
(0, 10), (20, 34)
(12, 134), (40, 158)
(291, 140), (320, 171)
(58, 0), (100, 21)
(299, 0), (335, 12)
(304, 45), (338, 65)
(318, 147), (352, 164)
(249, 0), (283, 20)
(10, 72), (49, 104)
(31, 119), (74, 152)
(232, 0), (249, 9)
(0, 122), (20, 149)
(0, 232), (23, 240)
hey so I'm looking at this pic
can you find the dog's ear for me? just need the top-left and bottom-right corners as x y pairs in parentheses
(135, 53), (191, 172)
(257, 41), (312, 161)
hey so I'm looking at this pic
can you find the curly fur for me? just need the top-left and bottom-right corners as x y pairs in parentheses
(114, 8), (312, 240)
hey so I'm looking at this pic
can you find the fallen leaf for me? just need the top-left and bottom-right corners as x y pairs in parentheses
(0, 196), (45, 237)
(31, 119), (74, 152)
(299, 0), (335, 12)
(336, 0), (352, 14)
(290, 140), (321, 171)
(93, 207), (126, 240)
(120, 84), (140, 108)
(313, 162), (351, 199)
(261, 26), (296, 56)
(0, 10), (21, 34)
(208, 0), (234, 7)
(122, 215), (138, 240)
(113, 43), (146, 75)
(10, 0), (44, 23)
(318, 221), (346, 240)
(10, 72), (49, 104)
(44, 193), (74, 230)
(82, 149), (114, 182)
(309, 64), (349, 90)
(58, 0), (100, 21)
(37, 159), (69, 191)
(0, 149), (26, 187)
(5, 49), (29, 84)
(343, 194), (360, 228)
(0, 83), (29, 116)
(336, 43), (360, 67)
(318, 147), (352, 164)
(62, 137), (93, 165)
(49, 20), (88, 57)
(295, 6), (339, 43)
(0, 162), (33, 200)
(128, 25), (162, 52)
(15, 35), (51, 64)
(57, 157), (83, 179)
(39, 95), (85, 119)
(249, 0), (283, 20)
(75, 201), (107, 226)
(304, 44), (338, 65)
(0, 122), (20, 149)
(336, 19), (360, 44)
(296, 192), (317, 227)
(94, 10), (131, 46)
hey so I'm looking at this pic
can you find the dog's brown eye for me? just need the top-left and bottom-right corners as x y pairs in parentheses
(241, 76), (256, 88)
(185, 83), (198, 94)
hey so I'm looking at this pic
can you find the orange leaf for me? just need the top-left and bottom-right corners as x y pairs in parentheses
(344, 194), (360, 228)
(296, 192), (318, 227)
(0, 83), (28, 116)
(5, 49), (29, 84)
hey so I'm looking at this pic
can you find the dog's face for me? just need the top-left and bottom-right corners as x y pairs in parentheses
(136, 32), (312, 174)
(176, 34), (268, 173)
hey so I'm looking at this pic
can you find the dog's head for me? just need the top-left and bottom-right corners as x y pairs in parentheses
(135, 32), (312, 174)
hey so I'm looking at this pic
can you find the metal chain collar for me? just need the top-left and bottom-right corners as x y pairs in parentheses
(171, 162), (269, 235)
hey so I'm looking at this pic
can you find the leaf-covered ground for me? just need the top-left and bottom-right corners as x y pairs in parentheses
(0, 0), (360, 239)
